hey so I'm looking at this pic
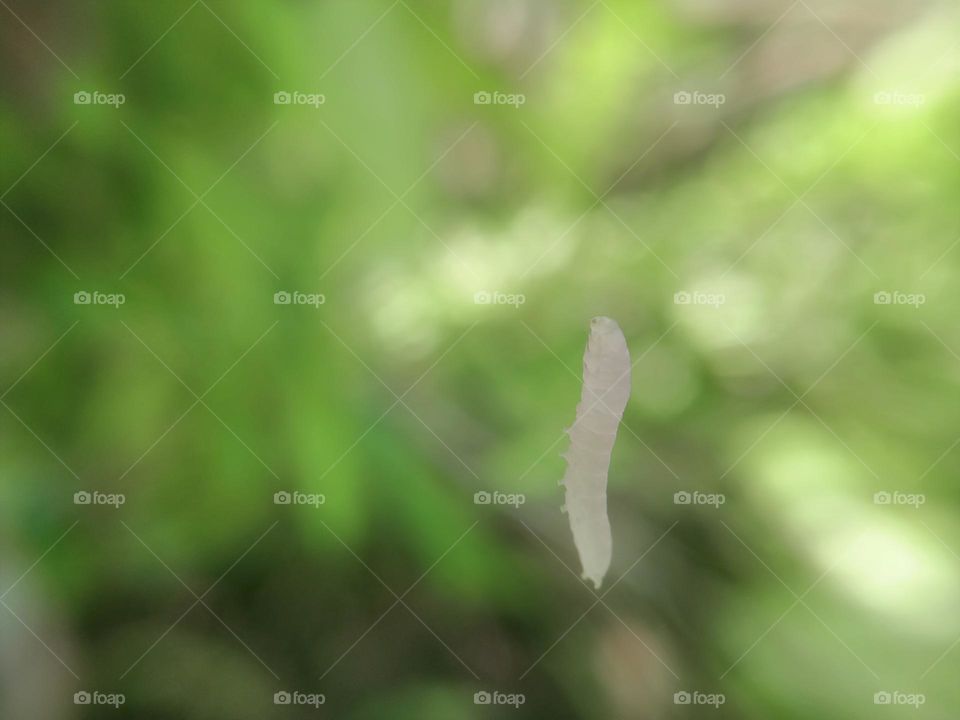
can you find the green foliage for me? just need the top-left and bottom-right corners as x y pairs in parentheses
(2, 0), (959, 717)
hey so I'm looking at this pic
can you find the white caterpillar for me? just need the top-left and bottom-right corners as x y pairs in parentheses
(560, 317), (631, 589)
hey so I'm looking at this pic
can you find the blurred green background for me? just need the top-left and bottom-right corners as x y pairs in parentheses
(2, 0), (959, 717)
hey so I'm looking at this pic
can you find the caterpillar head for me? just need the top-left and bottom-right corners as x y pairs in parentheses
(588, 316), (627, 355)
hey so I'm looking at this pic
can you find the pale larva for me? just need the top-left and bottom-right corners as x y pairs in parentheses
(560, 316), (631, 589)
